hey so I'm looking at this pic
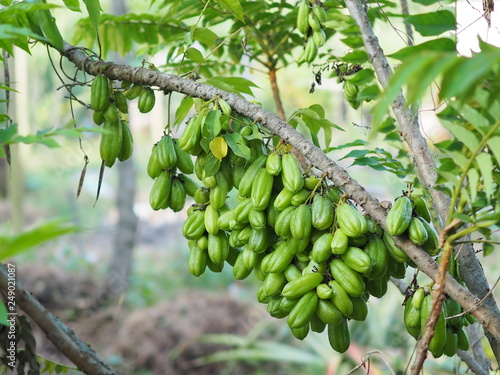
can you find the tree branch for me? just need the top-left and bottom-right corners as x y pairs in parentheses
(60, 43), (500, 355)
(0, 264), (119, 375)
(343, 0), (500, 366)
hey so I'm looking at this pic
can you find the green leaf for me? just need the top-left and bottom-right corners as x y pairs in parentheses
(440, 120), (479, 152)
(483, 242), (494, 256)
(204, 152), (221, 177)
(219, 0), (245, 23)
(451, 213), (472, 223)
(0, 123), (17, 143)
(358, 85), (380, 101)
(342, 50), (368, 64)
(185, 47), (205, 63)
(345, 69), (374, 85)
(174, 96), (194, 126)
(468, 168), (479, 203)
(204, 77), (259, 96)
(0, 219), (79, 261)
(209, 136), (228, 160)
(62, 0), (80, 12)
(36, 7), (64, 50)
(475, 152), (493, 201)
(192, 27), (219, 47)
(486, 136), (500, 165)
(81, 0), (100, 32)
(405, 10), (455, 36)
(439, 52), (500, 100)
(388, 38), (456, 60)
(224, 133), (251, 160)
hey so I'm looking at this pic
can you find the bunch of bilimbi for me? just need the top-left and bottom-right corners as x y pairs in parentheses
(90, 76), (472, 356)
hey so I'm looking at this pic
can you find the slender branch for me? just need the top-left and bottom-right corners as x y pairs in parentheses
(0, 264), (119, 375)
(457, 349), (490, 375)
(269, 68), (286, 121)
(343, 0), (500, 366)
(59, 43), (500, 354)
(399, 0), (414, 46)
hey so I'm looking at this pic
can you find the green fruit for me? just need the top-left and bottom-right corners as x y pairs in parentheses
(296, 0), (310, 35)
(209, 172), (229, 209)
(113, 91), (129, 113)
(182, 209), (206, 240)
(274, 188), (295, 211)
(443, 327), (458, 357)
(207, 231), (229, 264)
(249, 209), (266, 230)
(284, 264), (302, 282)
(281, 271), (323, 299)
(383, 232), (410, 263)
(173, 139), (194, 174)
(365, 277), (388, 298)
(251, 168), (274, 210)
(178, 174), (198, 197)
(138, 87), (156, 113)
(118, 120), (133, 162)
(91, 75), (110, 112)
(310, 313), (327, 333)
(265, 241), (295, 273)
(404, 296), (422, 339)
(316, 283), (333, 299)
(100, 120), (122, 168)
(233, 197), (253, 224)
(308, 12), (322, 31)
(408, 216), (429, 246)
(204, 204), (219, 235)
(328, 280), (353, 316)
(363, 236), (389, 280)
(345, 296), (368, 321)
(124, 84), (143, 100)
(327, 319), (350, 353)
(281, 153), (304, 193)
(312, 4), (327, 23)
(194, 187), (210, 204)
(329, 259), (365, 297)
(412, 288), (425, 310)
(310, 232), (334, 263)
(291, 189), (310, 206)
(287, 291), (318, 329)
(103, 103), (119, 123)
(290, 325), (309, 340)
(420, 218), (440, 256)
(247, 227), (275, 254)
(169, 177), (186, 212)
(290, 204), (312, 239)
(312, 29), (326, 47)
(149, 171), (171, 211)
(157, 134), (177, 170)
(457, 326), (470, 351)
(147, 144), (163, 179)
(238, 155), (268, 197)
(331, 228), (349, 254)
(93, 110), (105, 125)
(412, 195), (432, 223)
(341, 246), (372, 274)
(311, 195), (334, 230)
(386, 196), (413, 236)
(262, 272), (287, 297)
(266, 152), (282, 176)
(274, 206), (296, 237)
(336, 202), (367, 238)
(178, 114), (203, 153)
(188, 242), (207, 277)
(316, 299), (343, 325)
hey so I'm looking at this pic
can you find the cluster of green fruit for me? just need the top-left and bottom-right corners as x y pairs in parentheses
(404, 260), (473, 359)
(296, 0), (328, 63)
(150, 101), (448, 352)
(90, 75), (156, 167)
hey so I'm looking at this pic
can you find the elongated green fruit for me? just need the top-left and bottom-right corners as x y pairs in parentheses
(100, 120), (122, 168)
(281, 153), (304, 193)
(412, 288), (425, 310)
(251, 168), (274, 210)
(238, 155), (268, 197)
(138, 87), (156, 113)
(188, 241), (207, 277)
(331, 228), (349, 254)
(341, 246), (372, 274)
(328, 280), (354, 316)
(290, 204), (312, 239)
(157, 134), (177, 169)
(287, 291), (318, 329)
(311, 195), (334, 230)
(336, 202), (367, 238)
(316, 299), (343, 325)
(91, 75), (110, 112)
(386, 196), (413, 236)
(281, 272), (323, 299)
(327, 318), (350, 353)
(266, 152), (282, 176)
(383, 232), (410, 263)
(310, 232), (334, 263)
(408, 216), (428, 246)
(329, 259), (365, 297)
(173, 139), (194, 174)
(420, 218), (440, 256)
(296, 0), (310, 35)
(182, 209), (206, 240)
(149, 171), (171, 210)
(118, 121), (133, 161)
(207, 231), (229, 264)
(169, 177), (186, 212)
(363, 236), (388, 280)
(412, 194), (432, 223)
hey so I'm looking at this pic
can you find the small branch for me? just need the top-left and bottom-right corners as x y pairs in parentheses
(0, 264), (119, 375)
(399, 0), (414, 46)
(457, 349), (490, 375)
(269, 68), (286, 121)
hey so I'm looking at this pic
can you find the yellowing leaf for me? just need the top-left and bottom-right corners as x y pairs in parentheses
(210, 137), (228, 160)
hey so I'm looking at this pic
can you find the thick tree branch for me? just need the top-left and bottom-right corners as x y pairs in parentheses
(0, 264), (119, 375)
(60, 43), (500, 357)
(344, 0), (500, 366)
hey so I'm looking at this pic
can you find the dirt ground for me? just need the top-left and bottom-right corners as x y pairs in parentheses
(18, 264), (290, 375)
